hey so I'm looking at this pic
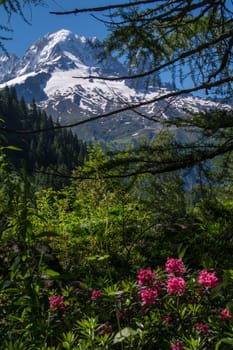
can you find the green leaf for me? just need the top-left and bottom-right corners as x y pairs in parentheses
(114, 327), (137, 344)
(215, 338), (233, 350)
(5, 145), (22, 151)
(44, 269), (61, 278)
(87, 254), (110, 261)
(98, 254), (110, 261)
(221, 338), (233, 345)
(227, 270), (233, 280)
(177, 243), (188, 259)
(87, 255), (97, 261)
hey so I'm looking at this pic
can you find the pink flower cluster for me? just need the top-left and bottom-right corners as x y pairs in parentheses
(198, 270), (219, 289)
(171, 341), (184, 350)
(165, 258), (186, 295)
(49, 295), (65, 311)
(137, 267), (157, 286)
(166, 258), (186, 275)
(195, 323), (209, 334)
(167, 276), (185, 295)
(137, 268), (159, 305)
(140, 288), (158, 305)
(220, 307), (232, 320)
(91, 289), (102, 300)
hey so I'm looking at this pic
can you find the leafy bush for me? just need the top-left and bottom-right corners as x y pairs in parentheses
(1, 255), (233, 349)
(1, 145), (233, 348)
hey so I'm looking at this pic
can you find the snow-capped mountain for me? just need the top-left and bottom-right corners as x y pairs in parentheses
(0, 29), (230, 142)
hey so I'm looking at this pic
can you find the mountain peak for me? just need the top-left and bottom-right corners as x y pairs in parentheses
(0, 28), (125, 81)
(47, 29), (73, 41)
(46, 29), (91, 44)
(0, 28), (127, 101)
(11, 29), (99, 76)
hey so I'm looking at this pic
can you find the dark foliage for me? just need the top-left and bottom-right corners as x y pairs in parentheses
(0, 86), (87, 187)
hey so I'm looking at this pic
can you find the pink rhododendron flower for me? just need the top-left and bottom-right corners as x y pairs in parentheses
(91, 289), (102, 300)
(167, 277), (185, 295)
(171, 341), (184, 350)
(198, 270), (219, 289)
(220, 307), (232, 320)
(49, 295), (65, 311)
(140, 288), (158, 304)
(195, 323), (209, 334)
(166, 257), (186, 275)
(137, 267), (157, 286)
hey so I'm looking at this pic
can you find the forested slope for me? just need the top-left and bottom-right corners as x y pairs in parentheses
(0, 86), (87, 186)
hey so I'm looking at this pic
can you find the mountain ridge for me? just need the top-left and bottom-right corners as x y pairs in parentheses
(0, 29), (230, 142)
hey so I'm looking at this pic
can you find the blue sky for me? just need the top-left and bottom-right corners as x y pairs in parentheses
(1, 0), (121, 57)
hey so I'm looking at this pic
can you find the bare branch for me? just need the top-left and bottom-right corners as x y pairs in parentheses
(50, 0), (159, 15)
